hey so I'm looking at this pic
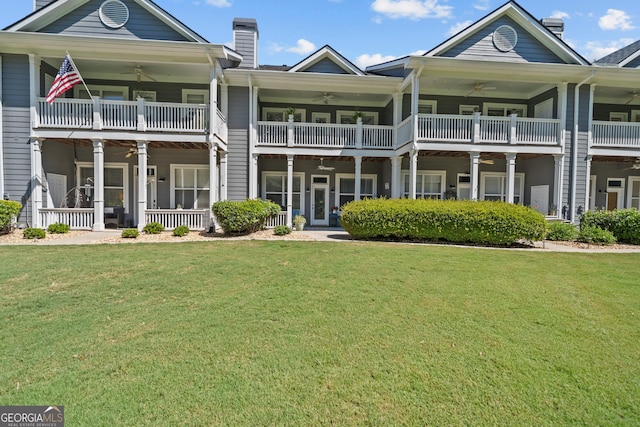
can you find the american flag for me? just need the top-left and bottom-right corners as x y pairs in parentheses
(46, 55), (82, 104)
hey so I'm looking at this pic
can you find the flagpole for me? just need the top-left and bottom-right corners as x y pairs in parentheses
(65, 51), (93, 99)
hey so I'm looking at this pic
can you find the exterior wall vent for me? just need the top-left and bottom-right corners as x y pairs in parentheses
(493, 25), (517, 52)
(99, 0), (129, 29)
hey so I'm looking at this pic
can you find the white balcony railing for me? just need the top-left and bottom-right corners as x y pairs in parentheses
(592, 121), (640, 148)
(295, 123), (357, 148)
(39, 208), (94, 230)
(265, 211), (288, 228)
(417, 113), (560, 145)
(36, 98), (225, 137)
(145, 209), (209, 230)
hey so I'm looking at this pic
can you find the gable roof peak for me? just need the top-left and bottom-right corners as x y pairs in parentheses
(288, 45), (364, 75)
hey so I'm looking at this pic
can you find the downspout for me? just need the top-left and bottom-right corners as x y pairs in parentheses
(248, 74), (255, 198)
(571, 70), (595, 222)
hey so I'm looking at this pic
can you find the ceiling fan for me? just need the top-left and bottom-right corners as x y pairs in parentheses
(623, 157), (640, 170)
(479, 158), (494, 165)
(119, 145), (149, 159)
(122, 66), (157, 83)
(312, 92), (336, 104)
(626, 91), (639, 105)
(317, 158), (335, 171)
(466, 82), (497, 97)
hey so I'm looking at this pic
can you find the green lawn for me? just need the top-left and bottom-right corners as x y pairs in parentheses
(1, 241), (639, 425)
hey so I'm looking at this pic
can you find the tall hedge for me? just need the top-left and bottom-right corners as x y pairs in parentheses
(340, 198), (546, 245)
(580, 208), (640, 244)
(212, 199), (280, 234)
(0, 200), (22, 234)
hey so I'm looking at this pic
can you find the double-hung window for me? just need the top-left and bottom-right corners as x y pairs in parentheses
(480, 172), (524, 203)
(171, 165), (209, 209)
(335, 174), (376, 206)
(262, 172), (304, 212)
(77, 163), (128, 210)
(402, 171), (446, 199)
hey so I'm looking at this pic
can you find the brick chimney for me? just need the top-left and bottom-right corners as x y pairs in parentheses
(233, 18), (259, 69)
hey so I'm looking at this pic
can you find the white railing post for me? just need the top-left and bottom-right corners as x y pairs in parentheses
(287, 114), (294, 147)
(472, 112), (481, 142)
(137, 98), (146, 131)
(93, 97), (102, 130)
(510, 114), (518, 144)
(356, 117), (363, 149)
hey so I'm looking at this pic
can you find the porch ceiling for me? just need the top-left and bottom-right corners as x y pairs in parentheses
(258, 88), (390, 108)
(48, 139), (207, 150)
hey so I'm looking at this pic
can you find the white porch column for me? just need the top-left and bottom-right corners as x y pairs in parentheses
(220, 151), (228, 200)
(30, 138), (43, 227)
(393, 92), (403, 149)
(558, 82), (568, 149)
(409, 149), (418, 199)
(411, 72), (420, 146)
(248, 86), (259, 198)
(0, 56), (4, 199)
(584, 154), (593, 212)
(221, 83), (229, 141)
(208, 143), (218, 227)
(391, 156), (403, 198)
(136, 140), (148, 231)
(553, 154), (564, 217)
(505, 153), (516, 204)
(286, 155), (294, 228)
(92, 139), (105, 231)
(209, 65), (218, 139)
(354, 155), (362, 201)
(28, 54), (40, 130)
(250, 153), (258, 199)
(469, 151), (480, 201)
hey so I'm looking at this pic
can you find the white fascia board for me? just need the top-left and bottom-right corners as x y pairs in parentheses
(135, 0), (208, 43)
(4, 0), (88, 32)
(365, 56), (409, 73)
(618, 50), (640, 67)
(289, 46), (363, 75)
(0, 32), (234, 63)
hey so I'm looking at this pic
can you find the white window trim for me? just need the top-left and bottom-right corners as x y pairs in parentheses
(311, 112), (331, 123)
(74, 85), (129, 100)
(483, 102), (527, 117)
(182, 89), (210, 104)
(262, 107), (307, 122)
(401, 170), (447, 199)
(628, 176), (640, 209)
(336, 110), (378, 125)
(133, 90), (156, 102)
(631, 110), (640, 123)
(261, 171), (306, 214)
(610, 112), (629, 122)
(170, 164), (210, 209)
(480, 172), (525, 202)
(457, 173), (471, 200)
(459, 105), (479, 115)
(334, 173), (377, 207)
(76, 161), (130, 212)
(418, 100), (437, 114)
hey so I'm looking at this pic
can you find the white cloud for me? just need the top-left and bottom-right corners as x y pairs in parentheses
(286, 39), (317, 55)
(372, 16), (383, 24)
(205, 0), (231, 6)
(447, 20), (473, 36)
(473, 0), (489, 11)
(268, 42), (284, 53)
(584, 38), (635, 61)
(408, 49), (427, 56)
(550, 11), (570, 20)
(599, 9), (635, 31)
(371, 0), (453, 20)
(355, 53), (397, 69)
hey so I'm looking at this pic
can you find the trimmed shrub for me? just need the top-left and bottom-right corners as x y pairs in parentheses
(173, 225), (190, 237)
(580, 208), (640, 244)
(0, 200), (22, 234)
(212, 199), (280, 234)
(577, 226), (616, 245)
(273, 225), (292, 236)
(545, 221), (577, 241)
(47, 222), (70, 234)
(121, 228), (139, 238)
(340, 198), (547, 246)
(23, 228), (46, 240)
(143, 221), (164, 234)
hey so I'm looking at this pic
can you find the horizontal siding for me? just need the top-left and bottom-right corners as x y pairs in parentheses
(36, 0), (56, 11)
(227, 86), (249, 200)
(40, 0), (190, 41)
(304, 58), (349, 74)
(235, 31), (256, 69)
(441, 17), (565, 64)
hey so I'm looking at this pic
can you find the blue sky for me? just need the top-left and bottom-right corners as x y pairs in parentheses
(3, 0), (640, 68)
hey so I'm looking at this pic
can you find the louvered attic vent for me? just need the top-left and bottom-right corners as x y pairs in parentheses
(493, 25), (518, 52)
(100, 0), (129, 29)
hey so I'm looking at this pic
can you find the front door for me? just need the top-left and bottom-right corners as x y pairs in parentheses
(606, 178), (625, 211)
(310, 175), (329, 226)
(134, 166), (158, 220)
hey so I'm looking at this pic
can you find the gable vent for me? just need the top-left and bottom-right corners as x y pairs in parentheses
(100, 0), (129, 29)
(493, 25), (517, 52)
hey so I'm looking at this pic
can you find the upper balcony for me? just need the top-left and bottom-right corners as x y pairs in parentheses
(592, 121), (640, 149)
(34, 98), (227, 141)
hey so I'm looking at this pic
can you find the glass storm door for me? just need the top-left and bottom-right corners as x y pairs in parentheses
(311, 175), (329, 226)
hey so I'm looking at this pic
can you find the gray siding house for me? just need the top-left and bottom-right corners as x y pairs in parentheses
(1, 0), (640, 232)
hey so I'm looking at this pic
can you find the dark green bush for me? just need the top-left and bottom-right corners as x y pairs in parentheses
(0, 200), (22, 234)
(577, 226), (616, 245)
(47, 222), (70, 234)
(23, 228), (46, 239)
(143, 221), (164, 234)
(273, 225), (292, 235)
(580, 208), (640, 244)
(340, 198), (546, 246)
(212, 199), (280, 234)
(121, 228), (139, 238)
(545, 220), (577, 241)
(173, 225), (190, 237)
